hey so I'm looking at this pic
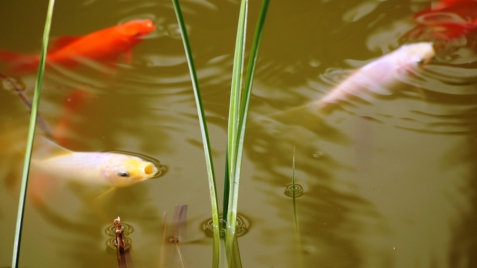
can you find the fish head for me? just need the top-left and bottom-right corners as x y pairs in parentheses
(102, 154), (159, 187)
(117, 19), (156, 38)
(400, 42), (436, 67)
(391, 42), (436, 79)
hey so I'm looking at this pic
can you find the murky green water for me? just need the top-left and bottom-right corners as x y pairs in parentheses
(1, 0), (477, 267)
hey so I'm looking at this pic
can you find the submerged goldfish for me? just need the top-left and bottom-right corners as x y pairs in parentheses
(0, 19), (155, 74)
(32, 137), (161, 187)
(318, 42), (435, 105)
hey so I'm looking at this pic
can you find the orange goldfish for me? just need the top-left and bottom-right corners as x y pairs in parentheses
(0, 19), (155, 74)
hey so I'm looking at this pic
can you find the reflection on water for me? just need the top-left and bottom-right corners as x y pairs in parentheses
(105, 220), (134, 254)
(284, 184), (304, 198)
(202, 214), (249, 238)
(1, 0), (477, 267)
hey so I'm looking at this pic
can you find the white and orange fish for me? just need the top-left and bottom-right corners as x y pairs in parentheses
(317, 42), (435, 106)
(32, 137), (161, 187)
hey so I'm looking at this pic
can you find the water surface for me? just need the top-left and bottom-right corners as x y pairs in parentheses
(1, 0), (477, 267)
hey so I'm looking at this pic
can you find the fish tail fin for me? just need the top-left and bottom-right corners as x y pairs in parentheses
(0, 50), (27, 61)
(0, 50), (39, 74)
(28, 172), (65, 208)
(93, 187), (118, 204)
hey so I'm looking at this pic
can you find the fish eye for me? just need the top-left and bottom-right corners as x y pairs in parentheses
(414, 56), (430, 66)
(117, 170), (130, 177)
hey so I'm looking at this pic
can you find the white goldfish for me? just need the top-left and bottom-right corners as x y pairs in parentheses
(31, 137), (160, 187)
(318, 42), (435, 105)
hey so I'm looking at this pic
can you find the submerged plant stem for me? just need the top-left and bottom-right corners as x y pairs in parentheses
(0, 74), (54, 140)
(12, 0), (55, 267)
(171, 0), (221, 267)
(292, 147), (299, 231)
(291, 147), (303, 267)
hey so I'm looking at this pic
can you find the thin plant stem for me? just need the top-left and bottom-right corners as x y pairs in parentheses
(160, 212), (167, 268)
(292, 146), (299, 231)
(174, 242), (186, 268)
(171, 0), (221, 267)
(0, 73), (55, 140)
(12, 0), (55, 267)
(171, 205), (188, 268)
(292, 146), (303, 267)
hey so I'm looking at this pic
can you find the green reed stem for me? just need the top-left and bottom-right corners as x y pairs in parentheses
(225, 1), (248, 266)
(11, 0), (55, 267)
(225, 0), (269, 266)
(239, 0), (269, 120)
(171, 0), (221, 267)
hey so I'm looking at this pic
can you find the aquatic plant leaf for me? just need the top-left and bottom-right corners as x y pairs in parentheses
(225, 0), (270, 267)
(12, 0), (56, 267)
(171, 0), (221, 267)
(225, 1), (248, 266)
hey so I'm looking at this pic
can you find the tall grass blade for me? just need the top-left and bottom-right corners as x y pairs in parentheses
(225, 0), (248, 266)
(226, 0), (248, 182)
(239, 0), (270, 119)
(11, 0), (55, 267)
(222, 152), (230, 220)
(225, 0), (270, 266)
(171, 0), (221, 267)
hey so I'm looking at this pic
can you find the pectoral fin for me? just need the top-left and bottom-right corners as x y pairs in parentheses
(93, 187), (118, 204)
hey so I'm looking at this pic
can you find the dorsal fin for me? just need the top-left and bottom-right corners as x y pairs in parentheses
(33, 136), (74, 160)
(49, 36), (81, 52)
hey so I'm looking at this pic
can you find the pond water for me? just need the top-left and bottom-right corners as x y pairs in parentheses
(1, 0), (477, 267)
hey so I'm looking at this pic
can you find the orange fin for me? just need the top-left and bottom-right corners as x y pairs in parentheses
(49, 36), (81, 52)
(0, 50), (28, 61)
(123, 49), (133, 64)
(0, 50), (40, 75)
